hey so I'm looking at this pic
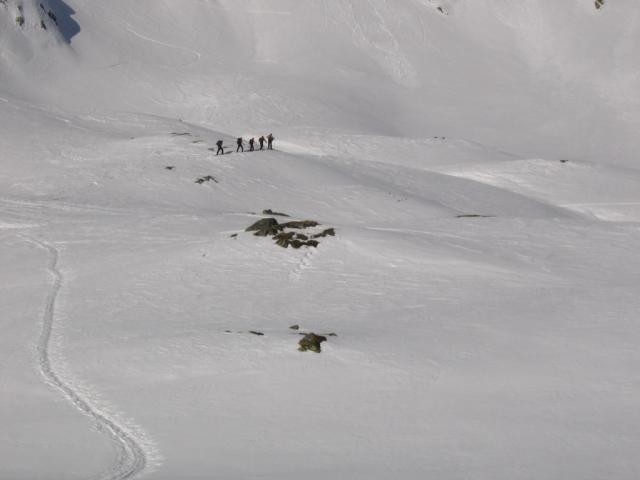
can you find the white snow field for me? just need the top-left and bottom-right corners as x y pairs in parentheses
(1, 1), (640, 479)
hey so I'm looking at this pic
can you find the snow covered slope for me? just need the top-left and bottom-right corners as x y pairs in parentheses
(2, 0), (639, 162)
(1, 1), (640, 479)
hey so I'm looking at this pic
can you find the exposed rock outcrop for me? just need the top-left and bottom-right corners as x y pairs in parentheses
(298, 333), (327, 353)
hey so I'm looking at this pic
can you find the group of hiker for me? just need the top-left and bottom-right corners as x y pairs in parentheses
(215, 133), (275, 155)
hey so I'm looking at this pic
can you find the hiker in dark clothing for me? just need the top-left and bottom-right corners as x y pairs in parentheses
(249, 137), (255, 152)
(236, 137), (244, 153)
(259, 136), (266, 151)
(267, 133), (275, 150)
(216, 140), (224, 155)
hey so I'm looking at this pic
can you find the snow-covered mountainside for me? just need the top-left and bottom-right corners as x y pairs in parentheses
(1, 1), (640, 479)
(2, 0), (639, 162)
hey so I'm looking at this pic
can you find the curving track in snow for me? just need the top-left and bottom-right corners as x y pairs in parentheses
(22, 235), (149, 480)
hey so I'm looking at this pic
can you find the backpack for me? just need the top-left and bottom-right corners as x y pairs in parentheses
(216, 140), (223, 147)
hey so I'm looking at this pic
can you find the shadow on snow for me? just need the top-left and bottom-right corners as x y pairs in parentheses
(47, 0), (80, 43)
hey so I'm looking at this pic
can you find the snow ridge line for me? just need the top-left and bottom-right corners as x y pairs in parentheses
(21, 235), (149, 480)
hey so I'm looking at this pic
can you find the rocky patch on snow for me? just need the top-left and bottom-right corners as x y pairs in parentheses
(420, 0), (451, 16)
(223, 327), (337, 353)
(298, 333), (328, 353)
(3, 0), (60, 32)
(245, 217), (281, 237)
(244, 217), (336, 249)
(194, 175), (218, 185)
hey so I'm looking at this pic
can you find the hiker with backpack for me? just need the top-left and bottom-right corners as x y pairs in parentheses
(236, 137), (244, 153)
(249, 137), (255, 152)
(267, 133), (275, 150)
(259, 136), (266, 151)
(216, 140), (224, 155)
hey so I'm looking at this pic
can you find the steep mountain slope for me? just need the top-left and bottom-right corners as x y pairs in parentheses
(2, 0), (640, 162)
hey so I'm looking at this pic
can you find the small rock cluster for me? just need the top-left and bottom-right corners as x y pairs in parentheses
(195, 175), (218, 184)
(244, 216), (336, 249)
(8, 2), (58, 30)
(225, 325), (336, 353)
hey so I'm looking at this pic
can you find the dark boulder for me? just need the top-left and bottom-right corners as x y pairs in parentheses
(281, 220), (319, 229)
(246, 218), (281, 236)
(274, 231), (295, 247)
(312, 228), (335, 239)
(195, 175), (218, 184)
(298, 333), (328, 353)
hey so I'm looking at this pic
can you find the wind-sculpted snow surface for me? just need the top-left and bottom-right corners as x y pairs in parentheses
(1, 1), (640, 479)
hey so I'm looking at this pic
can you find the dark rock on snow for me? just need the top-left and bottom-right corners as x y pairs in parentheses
(244, 217), (333, 248)
(246, 217), (281, 236)
(312, 228), (335, 239)
(281, 220), (319, 229)
(195, 175), (218, 184)
(274, 231), (295, 247)
(298, 333), (328, 353)
(274, 231), (320, 249)
(263, 209), (290, 217)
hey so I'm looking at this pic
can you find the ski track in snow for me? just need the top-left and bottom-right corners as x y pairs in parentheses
(124, 25), (201, 68)
(20, 235), (151, 480)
